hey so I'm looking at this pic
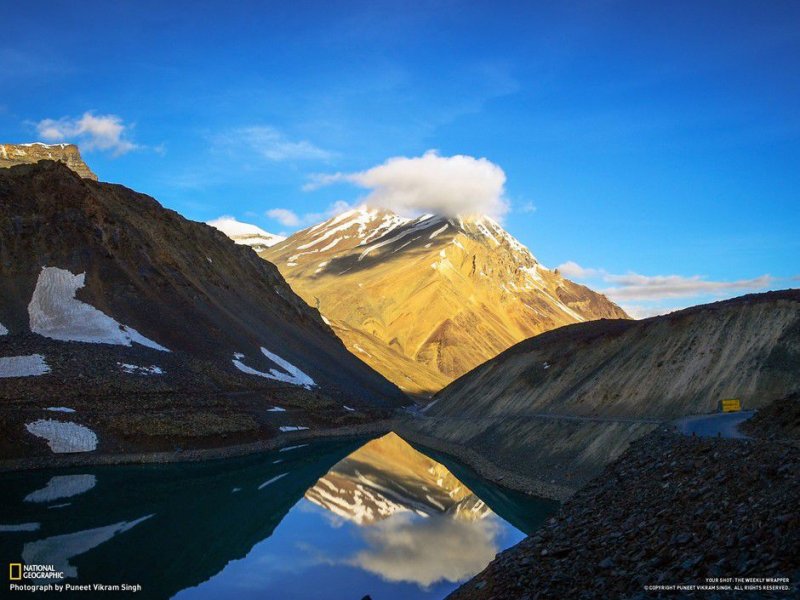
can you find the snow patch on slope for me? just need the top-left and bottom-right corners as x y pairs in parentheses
(118, 363), (164, 375)
(28, 267), (169, 351)
(25, 420), (98, 453)
(358, 216), (441, 261)
(0, 354), (50, 378)
(297, 207), (386, 250)
(429, 224), (449, 239)
(232, 347), (316, 389)
(0, 322), (7, 335)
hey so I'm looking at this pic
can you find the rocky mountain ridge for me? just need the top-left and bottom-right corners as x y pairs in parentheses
(0, 143), (97, 180)
(263, 206), (628, 395)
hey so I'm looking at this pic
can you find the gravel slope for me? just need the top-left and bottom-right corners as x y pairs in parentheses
(449, 427), (799, 599)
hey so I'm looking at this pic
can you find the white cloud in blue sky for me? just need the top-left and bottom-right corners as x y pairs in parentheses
(214, 126), (333, 162)
(266, 208), (303, 228)
(558, 261), (775, 317)
(265, 200), (354, 229)
(602, 272), (774, 302)
(36, 112), (136, 156)
(305, 151), (509, 219)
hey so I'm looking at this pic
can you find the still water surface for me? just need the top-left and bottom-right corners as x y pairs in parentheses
(0, 433), (557, 599)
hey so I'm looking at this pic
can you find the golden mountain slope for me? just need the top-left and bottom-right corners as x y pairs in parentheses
(263, 207), (628, 395)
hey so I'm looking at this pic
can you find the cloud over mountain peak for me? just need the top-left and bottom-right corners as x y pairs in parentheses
(305, 150), (509, 219)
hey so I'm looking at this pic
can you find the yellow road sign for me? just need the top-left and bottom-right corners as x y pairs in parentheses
(720, 398), (741, 413)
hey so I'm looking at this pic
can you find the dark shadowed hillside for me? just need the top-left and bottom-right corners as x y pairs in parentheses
(0, 161), (407, 464)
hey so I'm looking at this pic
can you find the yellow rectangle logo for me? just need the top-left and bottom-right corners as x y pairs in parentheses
(9, 563), (22, 581)
(721, 399), (741, 412)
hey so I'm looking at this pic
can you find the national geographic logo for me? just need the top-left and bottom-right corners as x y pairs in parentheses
(7, 563), (65, 580)
(8, 563), (144, 594)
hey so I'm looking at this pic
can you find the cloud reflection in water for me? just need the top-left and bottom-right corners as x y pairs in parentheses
(346, 511), (502, 588)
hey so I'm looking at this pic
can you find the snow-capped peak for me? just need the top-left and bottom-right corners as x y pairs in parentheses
(207, 216), (286, 249)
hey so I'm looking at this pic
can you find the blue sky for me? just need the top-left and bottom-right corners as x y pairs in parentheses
(2, 1), (798, 316)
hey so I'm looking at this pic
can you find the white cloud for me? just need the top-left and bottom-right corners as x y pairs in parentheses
(518, 201), (536, 213)
(602, 273), (774, 301)
(36, 112), (137, 156)
(556, 260), (775, 316)
(556, 261), (601, 279)
(265, 200), (354, 229)
(620, 305), (678, 320)
(305, 150), (509, 219)
(347, 513), (501, 587)
(216, 126), (333, 162)
(266, 208), (302, 228)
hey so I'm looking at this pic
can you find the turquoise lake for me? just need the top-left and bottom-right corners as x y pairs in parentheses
(0, 433), (557, 599)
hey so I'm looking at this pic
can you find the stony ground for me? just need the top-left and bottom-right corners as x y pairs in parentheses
(741, 394), (800, 441)
(0, 334), (392, 462)
(450, 423), (799, 599)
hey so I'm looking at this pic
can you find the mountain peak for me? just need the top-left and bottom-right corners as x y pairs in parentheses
(0, 142), (97, 180)
(303, 206), (524, 256)
(263, 208), (628, 394)
(207, 216), (286, 251)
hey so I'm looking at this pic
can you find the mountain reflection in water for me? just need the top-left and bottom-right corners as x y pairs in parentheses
(0, 433), (557, 599)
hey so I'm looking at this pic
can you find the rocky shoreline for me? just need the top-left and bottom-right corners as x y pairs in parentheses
(0, 419), (395, 472)
(394, 421), (576, 501)
(449, 427), (800, 599)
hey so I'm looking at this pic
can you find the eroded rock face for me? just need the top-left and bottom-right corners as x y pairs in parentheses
(0, 143), (97, 180)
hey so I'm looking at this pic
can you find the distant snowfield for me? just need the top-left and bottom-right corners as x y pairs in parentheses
(0, 354), (50, 378)
(232, 347), (316, 389)
(207, 217), (286, 247)
(28, 267), (169, 351)
(25, 420), (98, 453)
